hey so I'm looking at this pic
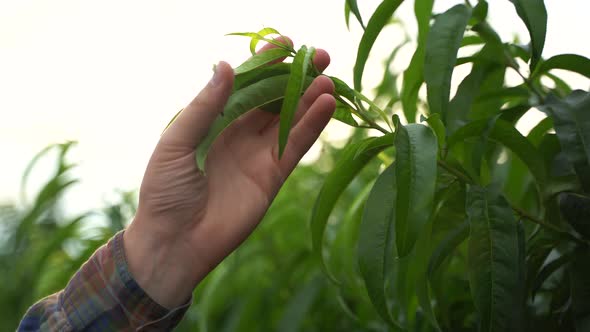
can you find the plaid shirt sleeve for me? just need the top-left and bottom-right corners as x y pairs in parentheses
(18, 231), (192, 331)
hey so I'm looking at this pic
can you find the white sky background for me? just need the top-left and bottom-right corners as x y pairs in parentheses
(1, 0), (589, 215)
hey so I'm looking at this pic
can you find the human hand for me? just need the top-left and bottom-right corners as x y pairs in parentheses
(123, 38), (336, 308)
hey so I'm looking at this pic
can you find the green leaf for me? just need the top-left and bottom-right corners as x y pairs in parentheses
(278, 46), (315, 158)
(424, 113), (446, 151)
(311, 134), (393, 285)
(353, 0), (404, 90)
(448, 118), (547, 185)
(277, 276), (322, 332)
(333, 103), (360, 127)
(401, 0), (434, 123)
(533, 54), (590, 80)
(424, 4), (471, 119)
(558, 192), (590, 239)
(531, 252), (572, 298)
(227, 31), (293, 55)
(346, 0), (366, 30)
(414, 220), (441, 331)
(234, 48), (292, 75)
(509, 0), (547, 70)
(233, 62), (292, 91)
(358, 164), (403, 329)
(447, 44), (505, 133)
(195, 74), (312, 171)
(527, 117), (553, 147)
(393, 116), (438, 256)
(543, 91), (590, 191)
(249, 27), (282, 55)
(466, 186), (521, 332)
(428, 221), (469, 277)
(569, 249), (590, 332)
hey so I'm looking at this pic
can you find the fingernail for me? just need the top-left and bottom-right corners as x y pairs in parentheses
(209, 62), (222, 87)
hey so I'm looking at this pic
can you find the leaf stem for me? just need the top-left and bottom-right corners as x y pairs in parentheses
(511, 204), (589, 246)
(509, 64), (546, 103)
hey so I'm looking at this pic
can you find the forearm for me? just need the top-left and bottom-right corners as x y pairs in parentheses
(19, 231), (191, 331)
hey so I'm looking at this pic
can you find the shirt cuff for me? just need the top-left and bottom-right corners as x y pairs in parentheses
(61, 231), (192, 331)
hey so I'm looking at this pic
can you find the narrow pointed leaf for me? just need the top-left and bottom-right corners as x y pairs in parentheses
(415, 220), (441, 331)
(278, 46), (315, 158)
(424, 4), (471, 119)
(195, 74), (312, 170)
(393, 117), (438, 256)
(509, 0), (547, 70)
(227, 32), (294, 54)
(353, 0), (404, 90)
(311, 134), (393, 284)
(346, 0), (366, 30)
(234, 48), (292, 75)
(531, 253), (572, 297)
(249, 27), (282, 55)
(333, 103), (360, 127)
(233, 62), (292, 91)
(466, 186), (520, 332)
(358, 164), (403, 329)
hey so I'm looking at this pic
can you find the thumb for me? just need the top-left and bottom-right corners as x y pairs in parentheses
(161, 61), (234, 148)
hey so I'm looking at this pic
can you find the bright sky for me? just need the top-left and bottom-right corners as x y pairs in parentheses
(2, 0), (589, 215)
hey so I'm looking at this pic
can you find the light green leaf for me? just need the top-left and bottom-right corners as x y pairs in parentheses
(311, 134), (393, 285)
(227, 31), (294, 54)
(509, 0), (547, 70)
(195, 74), (312, 171)
(400, 0), (434, 123)
(278, 46), (315, 158)
(533, 54), (590, 80)
(249, 27), (282, 55)
(353, 0), (404, 90)
(543, 91), (590, 191)
(424, 4), (471, 119)
(466, 186), (521, 332)
(393, 116), (438, 256)
(358, 164), (403, 329)
(234, 48), (292, 75)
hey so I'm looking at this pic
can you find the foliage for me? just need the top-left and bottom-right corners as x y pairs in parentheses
(4, 0), (590, 331)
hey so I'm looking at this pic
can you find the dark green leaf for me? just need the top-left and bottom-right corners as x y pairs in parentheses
(234, 48), (292, 75)
(393, 117), (438, 256)
(358, 164), (403, 329)
(401, 0), (434, 123)
(533, 54), (590, 80)
(233, 62), (292, 91)
(353, 0), (404, 90)
(428, 221), (469, 277)
(527, 117), (553, 147)
(278, 46), (315, 158)
(543, 91), (590, 191)
(448, 119), (547, 185)
(311, 134), (393, 284)
(509, 0), (547, 70)
(531, 252), (572, 298)
(424, 4), (471, 119)
(277, 277), (322, 332)
(558, 192), (590, 239)
(466, 186), (520, 332)
(569, 249), (590, 332)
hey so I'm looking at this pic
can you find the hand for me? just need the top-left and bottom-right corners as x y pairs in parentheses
(123, 38), (336, 309)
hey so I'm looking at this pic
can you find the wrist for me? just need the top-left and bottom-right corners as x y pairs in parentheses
(123, 220), (197, 309)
